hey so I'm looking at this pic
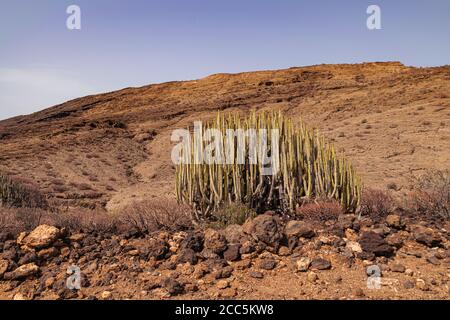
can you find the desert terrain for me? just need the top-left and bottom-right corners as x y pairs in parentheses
(0, 62), (449, 300)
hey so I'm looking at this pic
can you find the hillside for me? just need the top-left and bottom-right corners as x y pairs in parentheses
(0, 62), (449, 211)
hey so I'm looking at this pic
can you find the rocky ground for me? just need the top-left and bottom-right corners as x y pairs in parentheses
(0, 212), (448, 300)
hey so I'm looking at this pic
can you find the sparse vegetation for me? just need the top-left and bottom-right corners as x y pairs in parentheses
(0, 174), (47, 209)
(296, 199), (343, 222)
(359, 188), (395, 222)
(207, 202), (257, 229)
(409, 169), (450, 220)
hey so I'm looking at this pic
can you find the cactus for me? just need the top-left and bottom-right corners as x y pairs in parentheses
(175, 111), (362, 219)
(0, 174), (47, 209)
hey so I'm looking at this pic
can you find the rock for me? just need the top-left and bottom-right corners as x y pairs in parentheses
(257, 258), (277, 270)
(250, 271), (264, 279)
(176, 248), (198, 265)
(390, 263), (406, 273)
(284, 221), (315, 239)
(310, 258), (332, 270)
(240, 241), (256, 254)
(413, 227), (442, 248)
(216, 280), (229, 289)
(101, 291), (113, 300)
(403, 280), (415, 289)
(234, 259), (252, 270)
(37, 247), (59, 260)
(337, 214), (356, 229)
(278, 246), (291, 256)
(181, 232), (204, 252)
(69, 233), (85, 243)
(214, 266), (233, 279)
(243, 214), (282, 246)
(136, 238), (168, 260)
(223, 224), (246, 244)
(426, 255), (440, 265)
(405, 268), (414, 276)
(416, 279), (429, 291)
(345, 229), (359, 242)
(204, 229), (228, 254)
(13, 293), (28, 300)
(223, 244), (241, 262)
(4, 263), (39, 280)
(0, 259), (9, 278)
(20, 225), (60, 249)
(295, 257), (311, 272)
(385, 233), (405, 248)
(346, 241), (362, 253)
(162, 278), (184, 295)
(385, 214), (404, 229)
(358, 232), (394, 257)
(307, 272), (318, 283)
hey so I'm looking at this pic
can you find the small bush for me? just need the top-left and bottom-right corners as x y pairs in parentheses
(409, 169), (450, 220)
(0, 207), (45, 235)
(121, 198), (193, 233)
(296, 199), (343, 222)
(359, 188), (395, 222)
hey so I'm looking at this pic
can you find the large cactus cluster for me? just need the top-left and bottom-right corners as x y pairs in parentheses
(0, 174), (47, 209)
(175, 111), (361, 219)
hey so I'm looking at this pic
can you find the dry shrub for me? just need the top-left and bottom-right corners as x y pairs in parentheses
(207, 202), (257, 229)
(360, 188), (395, 222)
(296, 199), (343, 222)
(409, 169), (450, 220)
(121, 198), (193, 233)
(49, 208), (120, 234)
(0, 207), (46, 235)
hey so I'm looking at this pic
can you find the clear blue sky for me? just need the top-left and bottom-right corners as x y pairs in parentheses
(0, 0), (449, 120)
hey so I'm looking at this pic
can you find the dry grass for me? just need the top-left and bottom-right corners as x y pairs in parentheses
(121, 198), (193, 234)
(207, 203), (257, 229)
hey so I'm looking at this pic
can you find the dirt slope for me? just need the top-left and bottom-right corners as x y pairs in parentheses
(0, 62), (449, 210)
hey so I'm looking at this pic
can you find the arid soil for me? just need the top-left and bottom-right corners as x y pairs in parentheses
(0, 62), (449, 211)
(0, 212), (448, 300)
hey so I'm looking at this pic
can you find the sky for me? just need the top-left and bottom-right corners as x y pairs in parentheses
(0, 0), (449, 120)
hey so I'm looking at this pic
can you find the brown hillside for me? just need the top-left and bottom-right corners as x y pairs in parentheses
(0, 62), (449, 210)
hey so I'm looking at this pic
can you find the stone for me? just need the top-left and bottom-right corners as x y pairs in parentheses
(403, 280), (415, 289)
(13, 293), (28, 300)
(223, 224), (246, 244)
(250, 271), (264, 279)
(413, 227), (442, 248)
(345, 229), (359, 241)
(385, 214), (404, 229)
(243, 214), (282, 246)
(20, 225), (60, 249)
(284, 220), (315, 239)
(101, 291), (113, 300)
(358, 232), (394, 257)
(405, 269), (414, 276)
(162, 278), (184, 295)
(354, 288), (365, 297)
(426, 255), (440, 265)
(385, 233), (405, 248)
(234, 259), (252, 271)
(0, 259), (9, 278)
(346, 241), (362, 253)
(307, 272), (318, 283)
(310, 258), (332, 270)
(69, 233), (85, 243)
(204, 229), (228, 254)
(278, 246), (291, 256)
(337, 214), (356, 229)
(214, 266), (233, 279)
(416, 279), (429, 291)
(257, 258), (277, 270)
(296, 257), (311, 272)
(223, 244), (241, 262)
(18, 252), (37, 266)
(390, 263), (406, 273)
(181, 232), (204, 252)
(216, 280), (229, 289)
(4, 263), (39, 280)
(176, 248), (198, 265)
(37, 247), (59, 260)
